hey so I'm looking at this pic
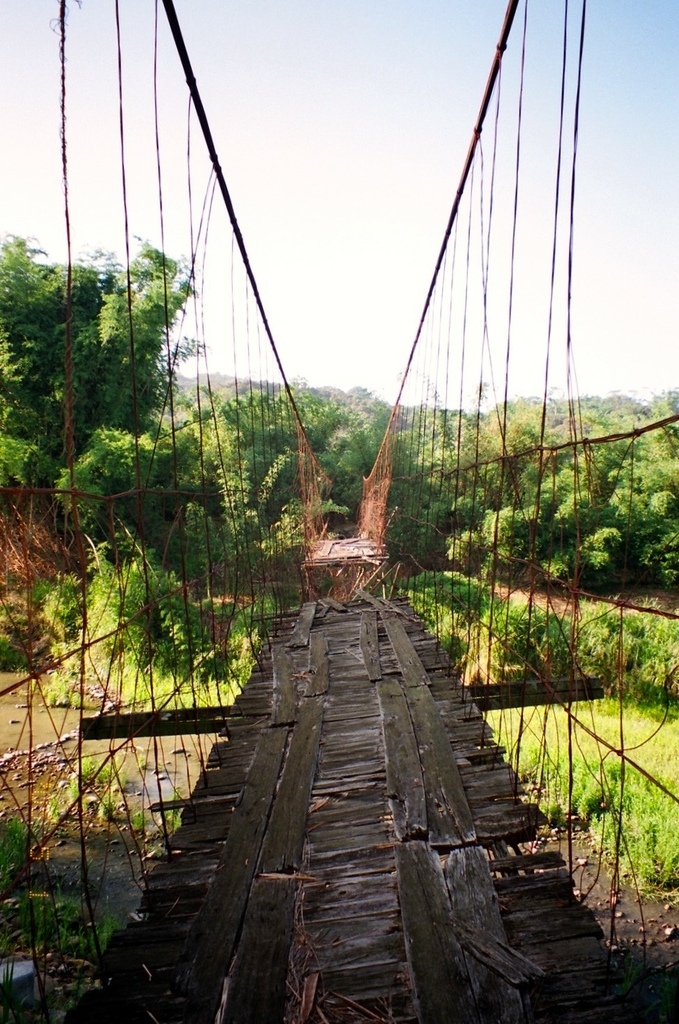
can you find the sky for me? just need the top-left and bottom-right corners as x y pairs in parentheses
(0, 1), (677, 404)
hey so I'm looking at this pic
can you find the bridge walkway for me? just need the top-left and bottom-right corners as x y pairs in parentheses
(66, 597), (638, 1023)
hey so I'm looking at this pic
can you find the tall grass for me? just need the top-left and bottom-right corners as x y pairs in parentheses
(491, 702), (679, 897)
(33, 550), (267, 710)
(403, 572), (679, 896)
(0, 819), (27, 891)
(405, 571), (679, 706)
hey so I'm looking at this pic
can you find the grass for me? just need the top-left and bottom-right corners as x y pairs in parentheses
(18, 890), (117, 962)
(405, 570), (679, 706)
(0, 819), (27, 892)
(490, 699), (679, 898)
(405, 571), (679, 895)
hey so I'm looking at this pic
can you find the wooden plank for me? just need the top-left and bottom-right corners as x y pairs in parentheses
(360, 610), (382, 681)
(464, 675), (604, 710)
(382, 615), (430, 687)
(472, 801), (540, 845)
(320, 596), (347, 612)
(259, 695), (325, 872)
(222, 876), (296, 1024)
(494, 872), (572, 896)
(175, 725), (288, 1023)
(82, 706), (232, 741)
(376, 677), (426, 840)
(356, 590), (416, 620)
(445, 846), (537, 1019)
(307, 632), (329, 696)
(503, 906), (604, 944)
(286, 602), (317, 648)
(395, 840), (479, 1023)
(489, 850), (566, 874)
(404, 683), (477, 847)
(271, 644), (297, 725)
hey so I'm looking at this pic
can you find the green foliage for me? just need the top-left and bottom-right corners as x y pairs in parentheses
(406, 572), (573, 686)
(18, 891), (116, 961)
(0, 636), (26, 672)
(495, 702), (679, 896)
(406, 571), (679, 707)
(390, 392), (679, 592)
(36, 548), (257, 709)
(0, 819), (27, 891)
(0, 237), (190, 486)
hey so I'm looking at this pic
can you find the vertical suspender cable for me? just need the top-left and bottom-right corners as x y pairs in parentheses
(160, 0), (316, 458)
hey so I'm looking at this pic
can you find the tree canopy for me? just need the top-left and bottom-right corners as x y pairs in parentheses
(0, 237), (190, 486)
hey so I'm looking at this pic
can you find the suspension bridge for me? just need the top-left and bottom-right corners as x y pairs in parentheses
(1, 0), (678, 1021)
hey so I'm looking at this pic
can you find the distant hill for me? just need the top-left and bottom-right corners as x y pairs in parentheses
(174, 373), (391, 417)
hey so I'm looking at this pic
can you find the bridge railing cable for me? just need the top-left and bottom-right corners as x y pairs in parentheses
(358, 0), (520, 548)
(0, 0), (328, 982)
(362, 0), (679, 934)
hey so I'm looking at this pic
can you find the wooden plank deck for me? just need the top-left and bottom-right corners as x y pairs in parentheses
(66, 598), (640, 1024)
(305, 537), (387, 566)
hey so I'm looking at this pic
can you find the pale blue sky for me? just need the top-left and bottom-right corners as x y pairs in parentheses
(0, 2), (677, 402)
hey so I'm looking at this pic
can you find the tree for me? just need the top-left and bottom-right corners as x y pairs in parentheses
(0, 238), (190, 485)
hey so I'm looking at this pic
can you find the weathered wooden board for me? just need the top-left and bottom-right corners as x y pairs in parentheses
(271, 644), (297, 724)
(376, 677), (426, 839)
(286, 601), (317, 648)
(489, 849), (566, 874)
(67, 597), (629, 1024)
(404, 683), (477, 847)
(494, 871), (573, 897)
(307, 538), (387, 565)
(175, 725), (288, 1023)
(502, 906), (604, 945)
(395, 840), (480, 1023)
(260, 695), (325, 872)
(382, 615), (430, 687)
(445, 845), (536, 1020)
(471, 801), (540, 845)
(307, 632), (329, 695)
(82, 706), (232, 741)
(222, 876), (296, 1024)
(360, 609), (382, 680)
(464, 675), (604, 709)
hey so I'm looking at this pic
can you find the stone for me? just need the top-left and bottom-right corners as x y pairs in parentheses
(0, 958), (35, 1006)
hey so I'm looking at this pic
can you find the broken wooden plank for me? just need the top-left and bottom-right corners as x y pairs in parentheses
(222, 876), (296, 1024)
(454, 921), (544, 988)
(175, 725), (288, 1023)
(472, 800), (541, 845)
(259, 695), (325, 872)
(271, 644), (297, 725)
(376, 677), (426, 840)
(354, 588), (385, 609)
(445, 845), (537, 1018)
(395, 840), (479, 1023)
(360, 609), (382, 681)
(404, 683), (477, 846)
(286, 601), (317, 648)
(320, 596), (347, 612)
(356, 590), (416, 620)
(382, 615), (430, 687)
(307, 632), (329, 696)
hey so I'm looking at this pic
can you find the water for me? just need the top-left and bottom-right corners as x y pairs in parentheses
(0, 672), (81, 753)
(0, 671), (222, 929)
(0, 671), (216, 815)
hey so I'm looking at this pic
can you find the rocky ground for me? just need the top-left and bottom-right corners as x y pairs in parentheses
(539, 827), (679, 1021)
